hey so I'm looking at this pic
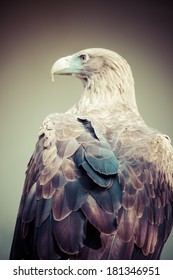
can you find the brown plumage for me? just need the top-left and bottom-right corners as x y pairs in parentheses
(10, 48), (173, 259)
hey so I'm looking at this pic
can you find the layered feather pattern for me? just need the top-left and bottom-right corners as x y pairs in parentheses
(10, 48), (173, 259)
(10, 115), (122, 259)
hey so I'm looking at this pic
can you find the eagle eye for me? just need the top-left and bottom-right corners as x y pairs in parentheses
(79, 53), (89, 62)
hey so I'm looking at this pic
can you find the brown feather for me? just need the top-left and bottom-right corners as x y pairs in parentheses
(117, 207), (136, 242)
(53, 211), (86, 254)
(82, 195), (116, 234)
(52, 188), (71, 221)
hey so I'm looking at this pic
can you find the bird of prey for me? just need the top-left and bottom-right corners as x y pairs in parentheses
(10, 48), (173, 259)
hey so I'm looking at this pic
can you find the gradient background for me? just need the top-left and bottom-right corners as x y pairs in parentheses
(0, 1), (172, 259)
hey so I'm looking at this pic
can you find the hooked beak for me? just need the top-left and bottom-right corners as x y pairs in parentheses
(51, 55), (72, 82)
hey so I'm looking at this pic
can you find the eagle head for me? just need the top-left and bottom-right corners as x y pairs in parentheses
(51, 48), (137, 112)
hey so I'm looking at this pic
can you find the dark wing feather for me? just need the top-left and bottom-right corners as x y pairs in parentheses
(53, 211), (86, 254)
(81, 194), (117, 234)
(115, 134), (173, 259)
(89, 178), (122, 213)
(22, 184), (37, 223)
(35, 196), (52, 227)
(10, 114), (121, 259)
(84, 144), (118, 175)
(10, 112), (173, 260)
(36, 216), (63, 260)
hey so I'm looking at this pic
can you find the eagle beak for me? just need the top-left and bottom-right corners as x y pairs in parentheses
(51, 55), (72, 82)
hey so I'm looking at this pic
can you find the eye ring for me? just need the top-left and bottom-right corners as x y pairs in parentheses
(79, 53), (89, 62)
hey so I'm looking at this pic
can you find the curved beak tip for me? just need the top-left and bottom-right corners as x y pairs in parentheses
(51, 73), (55, 82)
(50, 55), (72, 82)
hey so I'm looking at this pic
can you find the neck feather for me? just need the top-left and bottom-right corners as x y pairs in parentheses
(68, 68), (139, 116)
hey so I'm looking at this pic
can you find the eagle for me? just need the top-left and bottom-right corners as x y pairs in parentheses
(10, 48), (173, 260)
